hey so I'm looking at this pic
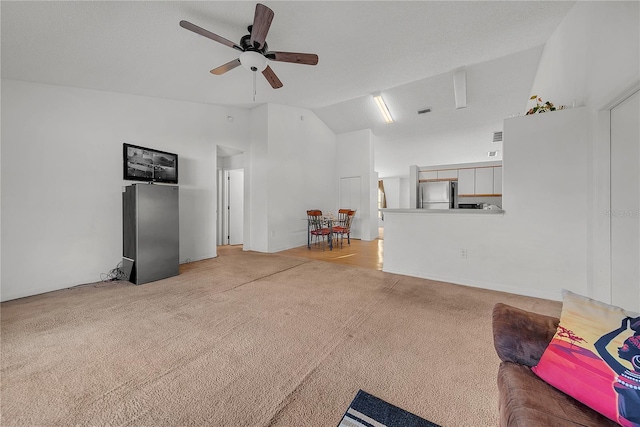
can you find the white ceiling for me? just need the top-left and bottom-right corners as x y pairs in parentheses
(1, 1), (575, 177)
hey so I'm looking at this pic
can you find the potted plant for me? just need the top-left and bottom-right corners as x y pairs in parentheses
(526, 95), (565, 115)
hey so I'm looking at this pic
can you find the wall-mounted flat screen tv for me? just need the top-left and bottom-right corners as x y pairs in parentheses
(123, 143), (178, 184)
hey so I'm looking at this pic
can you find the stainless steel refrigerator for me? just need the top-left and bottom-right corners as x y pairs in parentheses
(418, 181), (457, 209)
(123, 184), (179, 284)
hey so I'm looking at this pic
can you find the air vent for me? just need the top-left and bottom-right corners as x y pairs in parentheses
(492, 131), (503, 143)
(417, 108), (431, 115)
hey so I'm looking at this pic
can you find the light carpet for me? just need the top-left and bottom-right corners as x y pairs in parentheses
(1, 249), (561, 426)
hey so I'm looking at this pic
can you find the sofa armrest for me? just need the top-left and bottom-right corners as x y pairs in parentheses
(492, 303), (559, 367)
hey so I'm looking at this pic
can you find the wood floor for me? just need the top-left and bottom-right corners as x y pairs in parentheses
(278, 235), (384, 271)
(218, 230), (384, 271)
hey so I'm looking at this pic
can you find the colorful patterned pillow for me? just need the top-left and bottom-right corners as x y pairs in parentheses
(532, 290), (640, 427)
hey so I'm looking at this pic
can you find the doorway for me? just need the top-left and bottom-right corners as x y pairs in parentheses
(227, 169), (244, 245)
(216, 146), (245, 247)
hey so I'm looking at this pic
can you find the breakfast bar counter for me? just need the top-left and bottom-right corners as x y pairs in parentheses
(381, 208), (505, 215)
(379, 207), (510, 295)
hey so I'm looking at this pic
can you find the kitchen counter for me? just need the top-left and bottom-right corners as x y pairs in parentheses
(380, 207), (509, 298)
(380, 208), (504, 215)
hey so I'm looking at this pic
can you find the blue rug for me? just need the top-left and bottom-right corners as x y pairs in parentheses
(338, 389), (441, 427)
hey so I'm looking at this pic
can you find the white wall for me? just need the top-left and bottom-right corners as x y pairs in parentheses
(218, 153), (244, 170)
(337, 129), (378, 240)
(530, 0), (640, 302)
(0, 81), (356, 300)
(399, 177), (410, 209)
(247, 105), (270, 253)
(383, 107), (588, 301)
(1, 80), (250, 301)
(247, 103), (337, 253)
(383, 2), (640, 302)
(530, 1), (639, 110)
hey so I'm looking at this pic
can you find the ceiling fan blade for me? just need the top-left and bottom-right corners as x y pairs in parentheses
(249, 3), (274, 49)
(262, 66), (283, 89)
(265, 51), (318, 66)
(180, 20), (243, 52)
(210, 58), (242, 75)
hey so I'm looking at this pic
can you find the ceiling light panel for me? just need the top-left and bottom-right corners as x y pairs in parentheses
(453, 68), (467, 109)
(373, 93), (394, 124)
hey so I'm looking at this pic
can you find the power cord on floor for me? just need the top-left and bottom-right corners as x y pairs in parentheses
(65, 261), (127, 291)
(100, 261), (128, 282)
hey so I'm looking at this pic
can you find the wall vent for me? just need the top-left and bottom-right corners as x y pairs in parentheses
(492, 131), (503, 142)
(417, 108), (431, 115)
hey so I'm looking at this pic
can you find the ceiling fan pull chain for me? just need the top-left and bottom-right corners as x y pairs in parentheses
(252, 71), (257, 102)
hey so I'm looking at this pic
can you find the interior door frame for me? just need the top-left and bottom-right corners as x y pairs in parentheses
(216, 147), (246, 248)
(609, 87), (639, 311)
(227, 168), (244, 246)
(592, 79), (640, 306)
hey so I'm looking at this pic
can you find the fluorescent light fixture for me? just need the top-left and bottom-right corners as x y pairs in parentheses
(453, 67), (467, 109)
(373, 93), (394, 124)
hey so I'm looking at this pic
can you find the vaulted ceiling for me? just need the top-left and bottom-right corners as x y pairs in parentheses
(1, 1), (575, 177)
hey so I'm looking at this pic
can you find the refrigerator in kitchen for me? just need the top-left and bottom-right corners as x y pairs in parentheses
(418, 181), (457, 209)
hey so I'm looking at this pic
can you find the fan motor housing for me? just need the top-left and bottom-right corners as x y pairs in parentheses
(240, 32), (268, 53)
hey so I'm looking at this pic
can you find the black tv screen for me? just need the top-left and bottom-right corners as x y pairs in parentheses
(123, 143), (178, 184)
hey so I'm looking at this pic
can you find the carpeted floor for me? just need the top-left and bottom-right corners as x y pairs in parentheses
(1, 250), (561, 426)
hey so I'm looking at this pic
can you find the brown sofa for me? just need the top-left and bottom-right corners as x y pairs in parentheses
(492, 303), (618, 427)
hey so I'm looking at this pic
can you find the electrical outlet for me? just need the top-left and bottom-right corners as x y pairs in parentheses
(461, 249), (468, 259)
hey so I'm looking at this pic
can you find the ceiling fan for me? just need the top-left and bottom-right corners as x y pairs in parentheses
(180, 3), (318, 89)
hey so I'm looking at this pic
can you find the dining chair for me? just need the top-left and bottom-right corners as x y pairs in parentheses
(333, 209), (356, 248)
(335, 209), (351, 229)
(307, 209), (331, 250)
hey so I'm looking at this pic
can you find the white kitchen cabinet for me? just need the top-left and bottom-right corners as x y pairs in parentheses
(417, 162), (502, 197)
(493, 166), (503, 195)
(457, 169), (475, 195)
(437, 169), (458, 180)
(475, 167), (494, 195)
(458, 166), (502, 195)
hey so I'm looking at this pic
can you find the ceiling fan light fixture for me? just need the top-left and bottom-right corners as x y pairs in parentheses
(373, 93), (394, 124)
(239, 51), (267, 72)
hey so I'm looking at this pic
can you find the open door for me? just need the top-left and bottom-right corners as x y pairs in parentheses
(227, 169), (244, 245)
(217, 147), (245, 247)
